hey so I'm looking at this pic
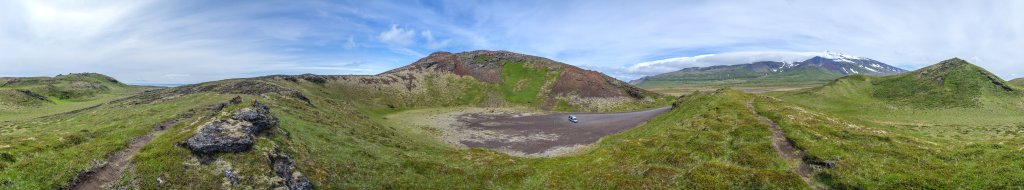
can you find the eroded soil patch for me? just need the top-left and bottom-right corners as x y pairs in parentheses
(387, 107), (670, 157)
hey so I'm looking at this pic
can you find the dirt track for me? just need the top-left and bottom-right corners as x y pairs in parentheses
(67, 119), (179, 190)
(456, 107), (671, 156)
(746, 102), (820, 189)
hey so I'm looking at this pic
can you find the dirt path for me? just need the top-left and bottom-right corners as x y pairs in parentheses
(455, 107), (671, 157)
(66, 119), (179, 190)
(746, 102), (820, 189)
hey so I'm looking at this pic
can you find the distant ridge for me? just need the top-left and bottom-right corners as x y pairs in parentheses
(633, 51), (906, 87)
(1010, 78), (1024, 87)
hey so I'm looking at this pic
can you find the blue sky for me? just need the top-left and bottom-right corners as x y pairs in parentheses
(1, 0), (1022, 84)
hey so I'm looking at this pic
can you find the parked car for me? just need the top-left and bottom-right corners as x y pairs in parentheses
(568, 115), (579, 123)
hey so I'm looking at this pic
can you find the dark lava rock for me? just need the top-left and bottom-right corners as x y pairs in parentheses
(269, 151), (313, 190)
(300, 74), (328, 84)
(231, 101), (278, 134)
(183, 101), (279, 154)
(182, 120), (255, 154)
(224, 169), (239, 184)
(16, 89), (51, 102)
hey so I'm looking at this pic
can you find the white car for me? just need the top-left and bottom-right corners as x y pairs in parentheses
(568, 115), (579, 123)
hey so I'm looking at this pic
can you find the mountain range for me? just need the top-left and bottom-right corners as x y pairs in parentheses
(630, 51), (906, 87)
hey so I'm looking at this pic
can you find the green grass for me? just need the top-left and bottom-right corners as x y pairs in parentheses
(499, 61), (559, 105)
(0, 73), (147, 121)
(1010, 78), (1024, 87)
(637, 64), (843, 89)
(4, 70), (1021, 189)
(0, 77), (797, 189)
(755, 95), (1024, 189)
(9, 58), (1022, 189)
(754, 58), (1024, 188)
(0, 93), (233, 188)
(870, 59), (1020, 108)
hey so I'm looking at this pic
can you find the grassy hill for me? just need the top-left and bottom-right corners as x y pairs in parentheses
(1011, 78), (1024, 87)
(373, 50), (669, 112)
(1, 55), (1022, 189)
(769, 58), (1023, 125)
(0, 73), (149, 121)
(0, 74), (795, 189)
(870, 58), (1019, 108)
(755, 58), (1024, 188)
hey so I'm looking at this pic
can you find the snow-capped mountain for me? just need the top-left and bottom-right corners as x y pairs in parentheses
(631, 51), (907, 87)
(800, 51), (905, 75)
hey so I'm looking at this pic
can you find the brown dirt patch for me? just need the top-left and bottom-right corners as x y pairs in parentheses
(390, 107), (670, 157)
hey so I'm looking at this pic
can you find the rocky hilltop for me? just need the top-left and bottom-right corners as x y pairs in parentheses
(384, 50), (652, 100)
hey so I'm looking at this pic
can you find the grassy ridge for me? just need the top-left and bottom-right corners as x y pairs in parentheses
(871, 58), (1020, 108)
(759, 58), (1024, 188)
(1010, 78), (1024, 87)
(0, 93), (232, 188)
(499, 61), (560, 105)
(637, 67), (840, 96)
(0, 79), (804, 189)
(4, 57), (1019, 189)
(0, 73), (147, 121)
(755, 95), (1024, 189)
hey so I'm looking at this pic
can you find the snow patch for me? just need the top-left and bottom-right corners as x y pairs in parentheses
(821, 51), (861, 63)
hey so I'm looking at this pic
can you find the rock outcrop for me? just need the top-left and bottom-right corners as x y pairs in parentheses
(268, 150), (313, 190)
(183, 120), (256, 154)
(232, 101), (279, 134)
(182, 101), (278, 154)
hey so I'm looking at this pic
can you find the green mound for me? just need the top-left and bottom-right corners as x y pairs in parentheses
(0, 73), (128, 102)
(498, 60), (560, 105)
(871, 58), (1018, 108)
(0, 73), (145, 121)
(785, 58), (1020, 109)
(1010, 78), (1024, 87)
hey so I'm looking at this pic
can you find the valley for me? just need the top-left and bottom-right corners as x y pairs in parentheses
(0, 51), (1020, 189)
(0, 73), (152, 121)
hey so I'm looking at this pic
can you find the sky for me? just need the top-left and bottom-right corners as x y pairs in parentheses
(1, 0), (1022, 84)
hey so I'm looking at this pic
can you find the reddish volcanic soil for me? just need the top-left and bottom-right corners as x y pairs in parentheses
(456, 107), (671, 156)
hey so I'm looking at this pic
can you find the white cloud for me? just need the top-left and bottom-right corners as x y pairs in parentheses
(624, 51), (826, 76)
(446, 0), (1024, 80)
(2, 0), (1022, 83)
(0, 1), (399, 83)
(377, 24), (415, 46)
(421, 30), (451, 49)
(343, 36), (356, 49)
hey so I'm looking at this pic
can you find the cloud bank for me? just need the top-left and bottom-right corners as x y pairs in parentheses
(623, 51), (828, 76)
(1, 0), (1021, 83)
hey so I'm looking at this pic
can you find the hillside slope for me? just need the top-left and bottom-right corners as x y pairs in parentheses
(759, 58), (1024, 188)
(789, 58), (1020, 108)
(1, 59), (1022, 189)
(770, 58), (1023, 126)
(0, 72), (794, 189)
(380, 50), (661, 111)
(0, 73), (147, 121)
(1010, 78), (1024, 87)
